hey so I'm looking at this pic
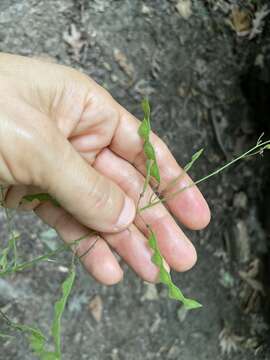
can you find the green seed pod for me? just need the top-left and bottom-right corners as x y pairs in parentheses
(150, 162), (160, 184)
(138, 119), (150, 140)
(144, 141), (155, 160)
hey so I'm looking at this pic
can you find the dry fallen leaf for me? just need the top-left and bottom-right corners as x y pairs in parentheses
(228, 5), (269, 39)
(113, 48), (135, 79)
(249, 5), (270, 40)
(219, 326), (244, 356)
(229, 7), (252, 36)
(239, 272), (264, 294)
(63, 23), (85, 61)
(239, 258), (264, 313)
(246, 258), (260, 278)
(89, 295), (103, 322)
(239, 258), (264, 295)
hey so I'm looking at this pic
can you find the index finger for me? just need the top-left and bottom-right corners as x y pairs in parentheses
(109, 104), (211, 230)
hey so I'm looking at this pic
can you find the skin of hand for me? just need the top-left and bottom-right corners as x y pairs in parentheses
(0, 53), (211, 285)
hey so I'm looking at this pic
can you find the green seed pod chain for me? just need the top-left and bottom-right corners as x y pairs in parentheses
(138, 99), (201, 309)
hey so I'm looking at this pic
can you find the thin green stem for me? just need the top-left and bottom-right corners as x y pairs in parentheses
(139, 140), (270, 212)
(0, 245), (67, 276)
(163, 148), (204, 193)
(0, 232), (93, 277)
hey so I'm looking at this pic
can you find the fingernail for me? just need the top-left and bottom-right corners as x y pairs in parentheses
(114, 196), (135, 230)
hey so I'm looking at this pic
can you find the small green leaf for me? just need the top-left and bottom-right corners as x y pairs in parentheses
(144, 142), (156, 160)
(138, 99), (151, 140)
(12, 323), (47, 356)
(147, 227), (201, 310)
(0, 310), (50, 357)
(143, 143), (160, 183)
(28, 330), (46, 354)
(148, 231), (156, 248)
(151, 252), (163, 267)
(138, 119), (150, 140)
(183, 299), (202, 310)
(159, 267), (172, 283)
(150, 162), (160, 184)
(265, 144), (270, 150)
(168, 284), (183, 299)
(184, 148), (204, 173)
(23, 193), (60, 207)
(138, 99), (161, 185)
(2, 268), (76, 359)
(51, 268), (76, 358)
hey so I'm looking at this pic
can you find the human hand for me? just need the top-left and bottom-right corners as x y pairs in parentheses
(0, 53), (210, 285)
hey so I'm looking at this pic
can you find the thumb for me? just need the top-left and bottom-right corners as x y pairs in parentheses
(42, 130), (136, 233)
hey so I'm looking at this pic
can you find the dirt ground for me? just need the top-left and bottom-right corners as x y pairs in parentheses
(0, 0), (270, 359)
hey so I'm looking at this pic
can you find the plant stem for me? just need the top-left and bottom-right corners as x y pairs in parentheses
(0, 232), (93, 277)
(139, 140), (270, 212)
(0, 245), (68, 276)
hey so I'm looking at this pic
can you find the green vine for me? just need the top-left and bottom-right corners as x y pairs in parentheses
(138, 99), (202, 309)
